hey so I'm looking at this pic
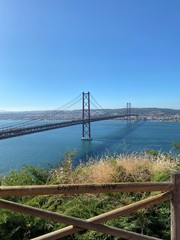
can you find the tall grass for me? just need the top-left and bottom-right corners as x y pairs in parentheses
(50, 150), (180, 184)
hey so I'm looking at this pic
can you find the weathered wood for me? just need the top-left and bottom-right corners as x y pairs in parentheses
(0, 192), (170, 240)
(31, 192), (171, 240)
(0, 198), (161, 240)
(171, 172), (180, 240)
(32, 226), (161, 240)
(0, 182), (174, 196)
(89, 191), (172, 223)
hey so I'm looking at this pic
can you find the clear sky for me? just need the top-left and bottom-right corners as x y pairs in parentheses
(0, 0), (179, 111)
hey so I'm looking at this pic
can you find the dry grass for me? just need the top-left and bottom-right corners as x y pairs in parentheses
(51, 152), (180, 184)
(85, 158), (115, 183)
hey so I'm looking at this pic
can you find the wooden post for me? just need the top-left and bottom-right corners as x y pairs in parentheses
(171, 172), (180, 240)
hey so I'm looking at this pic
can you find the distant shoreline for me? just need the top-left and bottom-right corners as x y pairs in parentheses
(0, 107), (179, 122)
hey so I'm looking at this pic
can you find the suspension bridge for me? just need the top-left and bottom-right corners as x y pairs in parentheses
(0, 92), (138, 140)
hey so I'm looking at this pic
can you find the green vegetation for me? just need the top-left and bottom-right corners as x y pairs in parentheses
(0, 147), (180, 240)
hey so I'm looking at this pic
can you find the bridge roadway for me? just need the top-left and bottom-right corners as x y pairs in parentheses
(0, 114), (138, 140)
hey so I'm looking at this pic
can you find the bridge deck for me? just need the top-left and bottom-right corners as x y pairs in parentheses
(0, 114), (138, 140)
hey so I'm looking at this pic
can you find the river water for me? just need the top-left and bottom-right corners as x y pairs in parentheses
(0, 120), (179, 173)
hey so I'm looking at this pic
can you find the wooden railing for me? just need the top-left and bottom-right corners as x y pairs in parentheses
(0, 172), (180, 240)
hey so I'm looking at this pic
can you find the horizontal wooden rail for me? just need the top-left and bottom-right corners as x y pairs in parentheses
(0, 182), (174, 196)
(31, 191), (171, 240)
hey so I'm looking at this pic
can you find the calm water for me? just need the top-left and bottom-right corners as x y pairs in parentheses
(0, 120), (179, 173)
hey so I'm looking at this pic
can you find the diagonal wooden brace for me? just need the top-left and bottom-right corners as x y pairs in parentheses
(0, 192), (171, 240)
(31, 192), (171, 240)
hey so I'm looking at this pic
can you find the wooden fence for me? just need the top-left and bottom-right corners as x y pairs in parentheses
(0, 172), (180, 240)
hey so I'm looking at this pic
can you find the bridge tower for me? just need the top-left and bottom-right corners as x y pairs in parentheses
(81, 92), (92, 141)
(126, 102), (131, 123)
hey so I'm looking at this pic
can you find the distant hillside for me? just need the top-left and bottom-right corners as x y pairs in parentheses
(94, 107), (180, 116)
(0, 108), (179, 120)
(130, 107), (180, 115)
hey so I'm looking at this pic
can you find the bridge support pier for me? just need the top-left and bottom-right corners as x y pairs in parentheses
(81, 92), (92, 141)
(126, 102), (131, 123)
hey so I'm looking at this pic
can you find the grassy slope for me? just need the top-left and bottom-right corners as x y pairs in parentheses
(0, 150), (180, 240)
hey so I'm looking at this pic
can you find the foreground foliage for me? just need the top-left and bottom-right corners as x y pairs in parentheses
(0, 146), (180, 240)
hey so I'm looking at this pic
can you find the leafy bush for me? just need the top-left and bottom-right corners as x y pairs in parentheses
(0, 165), (48, 186)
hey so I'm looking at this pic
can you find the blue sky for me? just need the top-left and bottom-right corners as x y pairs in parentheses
(0, 0), (179, 111)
